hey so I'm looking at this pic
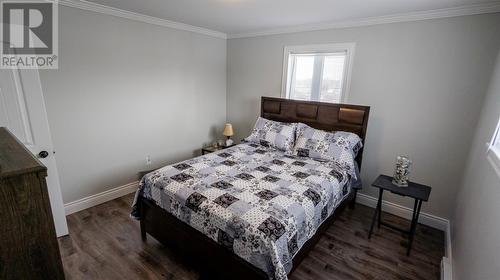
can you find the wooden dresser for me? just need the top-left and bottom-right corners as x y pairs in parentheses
(0, 127), (65, 279)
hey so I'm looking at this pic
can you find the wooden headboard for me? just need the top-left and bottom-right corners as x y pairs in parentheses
(261, 97), (370, 168)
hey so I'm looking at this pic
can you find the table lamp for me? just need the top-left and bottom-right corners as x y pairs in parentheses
(223, 123), (234, 147)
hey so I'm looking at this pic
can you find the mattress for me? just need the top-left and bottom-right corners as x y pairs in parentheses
(131, 142), (355, 280)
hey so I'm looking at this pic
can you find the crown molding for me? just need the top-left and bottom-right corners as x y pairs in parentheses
(228, 2), (500, 39)
(58, 0), (227, 39)
(57, 1), (500, 40)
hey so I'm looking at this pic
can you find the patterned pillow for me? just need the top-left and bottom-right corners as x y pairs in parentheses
(292, 123), (362, 177)
(244, 117), (297, 152)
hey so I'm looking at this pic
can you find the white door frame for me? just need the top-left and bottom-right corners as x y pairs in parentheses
(1, 40), (68, 236)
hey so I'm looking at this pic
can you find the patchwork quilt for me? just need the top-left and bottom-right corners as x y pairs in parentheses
(131, 142), (356, 280)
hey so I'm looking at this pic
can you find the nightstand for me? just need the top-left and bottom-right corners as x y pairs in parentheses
(368, 174), (431, 256)
(201, 144), (236, 155)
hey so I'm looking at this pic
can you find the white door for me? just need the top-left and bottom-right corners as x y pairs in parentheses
(0, 43), (68, 237)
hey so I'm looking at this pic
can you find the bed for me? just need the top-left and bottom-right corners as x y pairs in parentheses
(131, 97), (370, 280)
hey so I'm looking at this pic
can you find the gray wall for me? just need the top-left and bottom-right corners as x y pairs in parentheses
(451, 49), (500, 279)
(227, 14), (500, 219)
(40, 6), (227, 203)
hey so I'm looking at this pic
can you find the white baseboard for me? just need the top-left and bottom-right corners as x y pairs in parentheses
(64, 181), (139, 215)
(441, 257), (453, 280)
(443, 220), (453, 280)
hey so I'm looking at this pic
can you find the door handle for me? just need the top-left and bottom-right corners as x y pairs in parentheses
(38, 150), (49, 158)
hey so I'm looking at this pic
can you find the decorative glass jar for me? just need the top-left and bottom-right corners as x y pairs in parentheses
(392, 155), (412, 187)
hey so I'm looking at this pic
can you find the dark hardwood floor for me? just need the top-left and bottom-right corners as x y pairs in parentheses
(58, 194), (444, 280)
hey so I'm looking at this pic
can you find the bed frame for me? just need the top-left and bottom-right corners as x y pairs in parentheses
(139, 97), (370, 279)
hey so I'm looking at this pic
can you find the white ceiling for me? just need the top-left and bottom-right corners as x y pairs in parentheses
(85, 0), (499, 35)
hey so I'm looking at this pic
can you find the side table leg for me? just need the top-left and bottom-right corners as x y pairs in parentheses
(369, 189), (383, 239)
(407, 199), (422, 255)
(349, 189), (358, 210)
(377, 191), (382, 229)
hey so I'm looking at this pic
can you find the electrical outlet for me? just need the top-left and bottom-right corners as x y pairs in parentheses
(146, 155), (152, 166)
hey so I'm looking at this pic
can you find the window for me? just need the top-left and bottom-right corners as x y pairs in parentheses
(489, 116), (500, 156)
(488, 116), (500, 177)
(282, 43), (355, 103)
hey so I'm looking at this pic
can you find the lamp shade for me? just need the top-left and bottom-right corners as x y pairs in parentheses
(223, 123), (234, 137)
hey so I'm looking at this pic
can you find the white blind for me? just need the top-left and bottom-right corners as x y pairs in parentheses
(287, 51), (347, 103)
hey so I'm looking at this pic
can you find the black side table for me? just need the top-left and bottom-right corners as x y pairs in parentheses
(201, 144), (236, 155)
(368, 174), (431, 256)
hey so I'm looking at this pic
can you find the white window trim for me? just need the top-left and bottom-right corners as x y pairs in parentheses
(281, 43), (356, 103)
(486, 116), (500, 178)
(487, 147), (500, 179)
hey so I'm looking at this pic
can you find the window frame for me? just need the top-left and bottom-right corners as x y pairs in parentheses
(281, 43), (356, 103)
(487, 116), (500, 176)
